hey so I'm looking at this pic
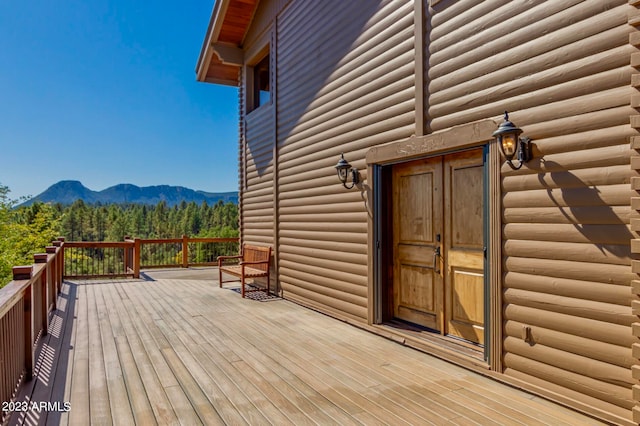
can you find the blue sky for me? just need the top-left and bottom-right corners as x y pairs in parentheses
(0, 1), (239, 200)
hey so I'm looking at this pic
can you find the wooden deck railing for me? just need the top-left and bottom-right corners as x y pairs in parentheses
(0, 235), (238, 420)
(0, 239), (64, 420)
(138, 236), (239, 269)
(64, 241), (134, 279)
(64, 236), (239, 279)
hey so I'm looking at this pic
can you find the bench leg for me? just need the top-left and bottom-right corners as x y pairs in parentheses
(241, 274), (246, 298)
(266, 273), (270, 296)
(219, 267), (223, 288)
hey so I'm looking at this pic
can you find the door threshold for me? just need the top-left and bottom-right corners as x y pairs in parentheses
(379, 320), (487, 365)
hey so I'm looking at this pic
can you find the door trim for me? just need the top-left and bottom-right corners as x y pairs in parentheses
(366, 120), (497, 165)
(366, 119), (502, 371)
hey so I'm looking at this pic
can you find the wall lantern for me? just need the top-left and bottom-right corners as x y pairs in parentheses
(335, 153), (359, 189)
(492, 111), (532, 170)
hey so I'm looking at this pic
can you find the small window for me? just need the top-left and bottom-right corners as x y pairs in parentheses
(251, 54), (270, 111)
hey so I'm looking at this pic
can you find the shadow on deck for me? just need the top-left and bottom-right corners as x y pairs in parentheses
(8, 268), (605, 425)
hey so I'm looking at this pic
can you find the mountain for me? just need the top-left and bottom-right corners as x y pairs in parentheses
(20, 180), (238, 207)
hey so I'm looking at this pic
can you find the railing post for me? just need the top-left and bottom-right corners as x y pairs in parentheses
(133, 238), (141, 279)
(124, 237), (130, 273)
(46, 246), (58, 300)
(53, 240), (63, 282)
(13, 266), (34, 381)
(182, 235), (189, 268)
(34, 254), (49, 336)
(57, 237), (65, 283)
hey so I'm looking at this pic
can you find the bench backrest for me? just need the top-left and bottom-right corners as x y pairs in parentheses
(242, 244), (272, 272)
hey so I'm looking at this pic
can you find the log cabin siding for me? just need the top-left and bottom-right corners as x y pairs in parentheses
(428, 0), (635, 421)
(242, 102), (275, 246)
(274, 0), (415, 321)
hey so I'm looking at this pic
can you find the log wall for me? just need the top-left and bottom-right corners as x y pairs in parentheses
(427, 0), (636, 422)
(240, 0), (279, 249)
(273, 0), (415, 320)
(242, 103), (275, 247)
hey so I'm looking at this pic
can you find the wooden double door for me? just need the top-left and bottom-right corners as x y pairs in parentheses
(392, 148), (485, 345)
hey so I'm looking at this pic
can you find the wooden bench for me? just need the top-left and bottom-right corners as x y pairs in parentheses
(217, 244), (272, 298)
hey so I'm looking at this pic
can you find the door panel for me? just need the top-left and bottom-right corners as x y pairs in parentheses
(444, 149), (485, 344)
(392, 158), (442, 331)
(391, 149), (485, 346)
(449, 269), (484, 341)
(397, 171), (433, 242)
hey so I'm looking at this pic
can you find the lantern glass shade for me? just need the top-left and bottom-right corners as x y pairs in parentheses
(335, 154), (351, 185)
(335, 153), (359, 188)
(493, 111), (523, 162)
(501, 134), (517, 158)
(337, 167), (348, 184)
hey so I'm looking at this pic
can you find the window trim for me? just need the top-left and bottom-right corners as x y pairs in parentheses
(246, 46), (271, 114)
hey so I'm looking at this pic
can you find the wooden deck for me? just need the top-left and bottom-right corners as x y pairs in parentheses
(8, 269), (605, 425)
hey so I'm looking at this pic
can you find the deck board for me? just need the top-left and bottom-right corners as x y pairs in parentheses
(94, 284), (134, 425)
(69, 284), (92, 426)
(7, 270), (607, 425)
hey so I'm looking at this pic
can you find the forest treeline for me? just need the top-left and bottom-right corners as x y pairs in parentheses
(58, 198), (238, 241)
(0, 183), (238, 287)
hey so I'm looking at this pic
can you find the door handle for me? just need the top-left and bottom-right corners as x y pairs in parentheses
(433, 246), (441, 274)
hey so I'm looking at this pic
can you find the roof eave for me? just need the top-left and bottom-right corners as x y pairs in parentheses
(196, 0), (233, 83)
